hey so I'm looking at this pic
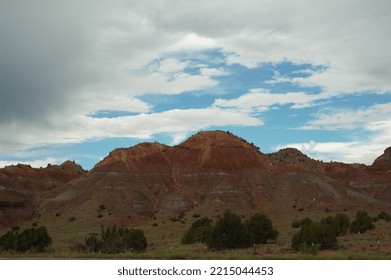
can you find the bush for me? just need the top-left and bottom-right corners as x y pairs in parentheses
(0, 229), (18, 251)
(182, 217), (213, 244)
(292, 220), (301, 228)
(244, 213), (278, 244)
(183, 211), (279, 250)
(377, 211), (391, 221)
(333, 213), (350, 235)
(350, 210), (375, 233)
(84, 233), (101, 253)
(291, 221), (321, 251)
(75, 225), (148, 254)
(291, 214), (347, 251)
(0, 226), (52, 253)
(208, 211), (253, 250)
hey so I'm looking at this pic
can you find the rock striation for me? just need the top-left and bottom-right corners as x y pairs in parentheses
(2, 131), (391, 228)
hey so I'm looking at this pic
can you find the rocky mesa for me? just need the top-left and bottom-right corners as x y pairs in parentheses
(1, 130), (391, 228)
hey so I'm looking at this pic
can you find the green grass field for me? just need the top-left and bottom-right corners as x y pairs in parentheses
(2, 207), (391, 260)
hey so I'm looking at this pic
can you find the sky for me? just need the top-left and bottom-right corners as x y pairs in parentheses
(1, 0), (391, 170)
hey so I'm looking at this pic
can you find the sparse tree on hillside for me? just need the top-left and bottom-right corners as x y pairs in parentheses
(182, 217), (213, 244)
(208, 211), (253, 250)
(76, 225), (147, 254)
(0, 226), (52, 253)
(244, 213), (279, 244)
(350, 210), (375, 233)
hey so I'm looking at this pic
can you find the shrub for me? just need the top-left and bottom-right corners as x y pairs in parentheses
(350, 210), (375, 233)
(208, 211), (253, 250)
(75, 225), (148, 254)
(291, 221), (321, 251)
(0, 226), (52, 253)
(292, 220), (301, 228)
(244, 213), (279, 244)
(84, 233), (101, 253)
(377, 211), (391, 221)
(333, 213), (350, 235)
(291, 215), (345, 251)
(182, 217), (213, 244)
(125, 229), (148, 253)
(0, 228), (18, 251)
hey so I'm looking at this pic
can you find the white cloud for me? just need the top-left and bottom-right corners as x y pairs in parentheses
(216, 1), (391, 94)
(0, 157), (66, 169)
(156, 58), (189, 74)
(0, 107), (262, 151)
(172, 33), (218, 51)
(170, 132), (189, 145)
(1, 0), (391, 165)
(200, 67), (230, 77)
(274, 140), (387, 165)
(127, 71), (218, 95)
(213, 88), (329, 112)
(275, 103), (391, 164)
(302, 102), (391, 130)
(79, 95), (151, 115)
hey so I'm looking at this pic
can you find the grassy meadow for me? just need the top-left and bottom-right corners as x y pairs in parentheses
(1, 206), (391, 260)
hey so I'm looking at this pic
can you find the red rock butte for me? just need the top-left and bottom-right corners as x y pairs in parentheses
(1, 130), (391, 228)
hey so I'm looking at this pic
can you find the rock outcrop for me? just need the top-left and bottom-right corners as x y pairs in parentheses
(2, 131), (391, 228)
(0, 162), (84, 227)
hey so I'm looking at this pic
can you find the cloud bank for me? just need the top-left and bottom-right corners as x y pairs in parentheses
(1, 0), (390, 167)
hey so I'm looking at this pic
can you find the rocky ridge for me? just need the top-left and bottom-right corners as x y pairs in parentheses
(1, 131), (391, 228)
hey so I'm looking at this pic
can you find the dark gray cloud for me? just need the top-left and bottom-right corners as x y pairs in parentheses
(0, 1), (98, 124)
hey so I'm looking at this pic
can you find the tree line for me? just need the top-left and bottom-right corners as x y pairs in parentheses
(0, 209), (381, 254)
(72, 225), (148, 254)
(182, 211), (279, 250)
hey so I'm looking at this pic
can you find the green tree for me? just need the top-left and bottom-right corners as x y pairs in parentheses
(0, 226), (51, 253)
(333, 213), (350, 236)
(208, 211), (253, 250)
(291, 220), (321, 251)
(125, 229), (148, 252)
(78, 225), (148, 254)
(377, 211), (391, 221)
(291, 217), (338, 251)
(318, 223), (337, 249)
(350, 210), (375, 233)
(84, 233), (101, 253)
(244, 213), (278, 244)
(16, 226), (52, 252)
(0, 227), (19, 251)
(182, 217), (213, 244)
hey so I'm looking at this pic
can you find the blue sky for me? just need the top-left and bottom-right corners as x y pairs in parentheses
(1, 1), (391, 170)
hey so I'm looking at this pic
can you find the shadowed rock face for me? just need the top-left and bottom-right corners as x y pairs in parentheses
(2, 131), (391, 228)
